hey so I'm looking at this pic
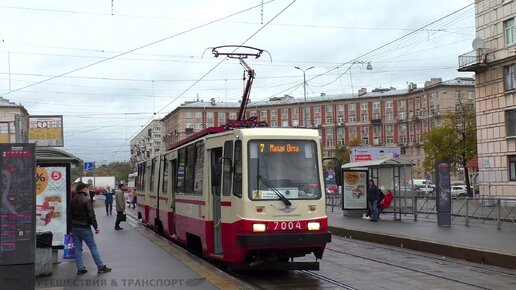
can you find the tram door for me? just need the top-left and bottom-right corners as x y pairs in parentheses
(210, 147), (223, 254)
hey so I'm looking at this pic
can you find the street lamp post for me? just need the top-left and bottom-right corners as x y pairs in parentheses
(294, 66), (314, 127)
(349, 61), (373, 97)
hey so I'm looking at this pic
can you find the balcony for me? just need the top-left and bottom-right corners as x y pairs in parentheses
(458, 49), (488, 72)
(371, 118), (382, 124)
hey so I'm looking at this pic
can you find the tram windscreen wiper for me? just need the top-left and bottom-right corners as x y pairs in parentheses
(258, 175), (292, 207)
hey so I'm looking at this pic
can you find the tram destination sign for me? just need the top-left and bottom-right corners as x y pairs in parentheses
(259, 142), (301, 153)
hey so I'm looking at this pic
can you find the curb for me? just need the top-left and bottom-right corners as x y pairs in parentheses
(328, 226), (516, 270)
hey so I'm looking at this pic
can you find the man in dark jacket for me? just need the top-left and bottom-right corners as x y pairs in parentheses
(114, 183), (127, 230)
(367, 179), (380, 222)
(70, 182), (112, 275)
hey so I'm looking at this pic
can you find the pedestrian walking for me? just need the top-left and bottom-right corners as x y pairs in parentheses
(367, 179), (381, 222)
(102, 186), (115, 215)
(70, 182), (112, 275)
(115, 183), (127, 230)
(127, 187), (136, 209)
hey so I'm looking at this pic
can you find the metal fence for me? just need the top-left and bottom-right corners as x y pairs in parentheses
(326, 194), (516, 230)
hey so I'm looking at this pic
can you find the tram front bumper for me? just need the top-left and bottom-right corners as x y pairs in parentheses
(236, 232), (331, 247)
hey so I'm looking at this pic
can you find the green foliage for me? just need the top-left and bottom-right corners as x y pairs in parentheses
(422, 101), (477, 193)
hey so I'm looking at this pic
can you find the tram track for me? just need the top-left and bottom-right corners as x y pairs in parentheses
(325, 247), (494, 290)
(332, 237), (516, 279)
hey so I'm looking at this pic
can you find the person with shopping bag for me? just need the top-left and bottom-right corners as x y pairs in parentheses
(70, 182), (112, 275)
(114, 183), (127, 230)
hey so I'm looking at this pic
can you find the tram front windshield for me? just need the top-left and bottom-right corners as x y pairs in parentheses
(248, 140), (321, 200)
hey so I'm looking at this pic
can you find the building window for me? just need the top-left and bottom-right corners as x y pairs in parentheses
(398, 100), (405, 108)
(399, 123), (407, 132)
(504, 64), (516, 91)
(505, 18), (516, 46)
(195, 112), (202, 118)
(399, 112), (406, 120)
(385, 101), (393, 109)
(361, 114), (368, 122)
(510, 155), (516, 181)
(271, 110), (277, 117)
(339, 139), (345, 146)
(349, 115), (356, 122)
(373, 112), (380, 119)
(315, 118), (321, 125)
(260, 111), (267, 118)
(326, 105), (333, 113)
(386, 112), (393, 120)
(207, 112), (214, 118)
(314, 107), (321, 113)
(349, 127), (356, 138)
(361, 102), (368, 110)
(219, 112), (226, 119)
(361, 137), (369, 145)
(361, 126), (368, 134)
(386, 125), (393, 134)
(250, 111), (256, 117)
(292, 119), (299, 126)
(185, 112), (192, 118)
(282, 120), (288, 127)
(349, 103), (356, 112)
(468, 91), (474, 100)
(337, 104), (344, 112)
(282, 108), (288, 115)
(229, 112), (237, 120)
(373, 102), (380, 109)
(326, 117), (333, 124)
(293, 108), (299, 115)
(386, 136), (394, 144)
(399, 135), (407, 144)
(507, 109), (516, 137)
(271, 121), (277, 127)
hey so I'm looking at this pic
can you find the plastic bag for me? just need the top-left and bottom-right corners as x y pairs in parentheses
(63, 234), (75, 259)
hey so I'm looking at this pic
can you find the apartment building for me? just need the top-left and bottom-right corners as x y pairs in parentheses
(129, 120), (163, 168)
(160, 78), (474, 178)
(0, 96), (29, 143)
(458, 0), (516, 197)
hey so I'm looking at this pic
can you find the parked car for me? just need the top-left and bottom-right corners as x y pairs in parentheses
(451, 185), (468, 198)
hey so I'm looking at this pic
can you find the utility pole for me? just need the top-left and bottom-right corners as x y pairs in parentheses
(294, 66), (314, 127)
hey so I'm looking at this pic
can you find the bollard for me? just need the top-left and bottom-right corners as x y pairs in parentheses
(497, 199), (501, 230)
(413, 195), (418, 222)
(465, 197), (469, 227)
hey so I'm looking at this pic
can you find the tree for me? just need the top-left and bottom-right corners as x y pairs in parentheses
(331, 138), (361, 165)
(422, 99), (477, 195)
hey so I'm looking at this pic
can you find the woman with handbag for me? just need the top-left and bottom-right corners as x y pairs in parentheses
(114, 183), (127, 230)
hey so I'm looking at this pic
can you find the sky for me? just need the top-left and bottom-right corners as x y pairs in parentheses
(0, 0), (476, 164)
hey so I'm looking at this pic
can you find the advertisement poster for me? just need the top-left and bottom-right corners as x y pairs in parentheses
(342, 170), (368, 210)
(28, 115), (64, 147)
(36, 166), (67, 246)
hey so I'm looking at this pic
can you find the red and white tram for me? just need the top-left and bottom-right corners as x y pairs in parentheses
(136, 127), (332, 270)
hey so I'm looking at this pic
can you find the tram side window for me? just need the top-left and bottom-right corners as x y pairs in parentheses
(222, 141), (233, 196)
(162, 158), (169, 194)
(137, 164), (145, 191)
(176, 148), (186, 193)
(193, 143), (204, 195)
(233, 140), (242, 198)
(184, 144), (196, 194)
(150, 158), (157, 192)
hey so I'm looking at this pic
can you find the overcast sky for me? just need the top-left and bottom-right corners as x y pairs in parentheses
(0, 0), (475, 164)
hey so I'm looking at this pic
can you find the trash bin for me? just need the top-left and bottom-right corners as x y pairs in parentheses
(35, 231), (53, 276)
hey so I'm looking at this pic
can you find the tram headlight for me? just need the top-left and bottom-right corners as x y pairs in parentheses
(252, 223), (266, 232)
(307, 222), (320, 231)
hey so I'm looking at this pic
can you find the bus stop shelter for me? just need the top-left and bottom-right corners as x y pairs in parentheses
(342, 158), (414, 221)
